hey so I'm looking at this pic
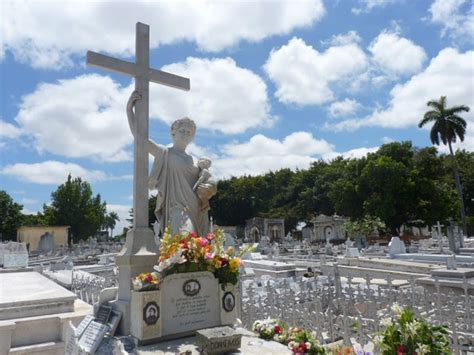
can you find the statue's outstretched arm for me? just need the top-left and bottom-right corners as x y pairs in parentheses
(126, 90), (141, 137)
(127, 90), (164, 157)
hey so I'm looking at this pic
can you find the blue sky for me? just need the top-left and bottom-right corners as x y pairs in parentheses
(1, 0), (473, 233)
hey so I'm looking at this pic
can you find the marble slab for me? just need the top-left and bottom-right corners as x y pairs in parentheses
(161, 272), (220, 337)
(0, 271), (76, 320)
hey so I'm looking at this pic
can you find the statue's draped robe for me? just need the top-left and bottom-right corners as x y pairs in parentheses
(149, 146), (209, 236)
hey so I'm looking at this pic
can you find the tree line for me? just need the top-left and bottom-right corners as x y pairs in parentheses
(210, 142), (474, 235)
(0, 174), (118, 243)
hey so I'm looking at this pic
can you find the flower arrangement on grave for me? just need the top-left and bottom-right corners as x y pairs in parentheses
(132, 271), (160, 291)
(252, 319), (326, 354)
(252, 319), (288, 343)
(286, 327), (326, 355)
(374, 304), (452, 354)
(154, 228), (253, 285)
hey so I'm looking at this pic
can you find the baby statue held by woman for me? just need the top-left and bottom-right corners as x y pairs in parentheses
(127, 91), (217, 237)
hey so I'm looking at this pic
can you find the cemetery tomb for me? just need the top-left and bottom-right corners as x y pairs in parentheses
(0, 271), (92, 354)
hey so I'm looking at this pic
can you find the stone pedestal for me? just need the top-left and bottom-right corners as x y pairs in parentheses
(113, 227), (158, 336)
(130, 271), (240, 344)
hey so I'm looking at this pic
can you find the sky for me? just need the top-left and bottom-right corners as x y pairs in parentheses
(1, 0), (473, 235)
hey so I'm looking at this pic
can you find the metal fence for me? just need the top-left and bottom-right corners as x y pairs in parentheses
(71, 270), (117, 305)
(241, 265), (473, 354)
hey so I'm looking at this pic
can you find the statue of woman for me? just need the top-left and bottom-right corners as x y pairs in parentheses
(127, 91), (217, 236)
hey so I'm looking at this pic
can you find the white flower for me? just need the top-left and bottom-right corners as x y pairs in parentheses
(416, 344), (430, 354)
(305, 342), (311, 349)
(373, 335), (384, 346)
(392, 303), (403, 315)
(406, 321), (418, 336)
(288, 341), (297, 349)
(132, 279), (143, 290)
(380, 317), (393, 327)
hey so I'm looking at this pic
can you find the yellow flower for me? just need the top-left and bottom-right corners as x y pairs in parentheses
(229, 258), (241, 272)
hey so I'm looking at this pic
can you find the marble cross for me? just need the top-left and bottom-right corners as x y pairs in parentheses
(87, 22), (190, 229)
(435, 220), (444, 238)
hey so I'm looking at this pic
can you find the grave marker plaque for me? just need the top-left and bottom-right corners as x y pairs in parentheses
(77, 320), (109, 354)
(95, 305), (112, 324)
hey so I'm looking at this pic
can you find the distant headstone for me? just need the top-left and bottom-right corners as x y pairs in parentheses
(38, 232), (55, 253)
(3, 242), (29, 268)
(345, 247), (360, 258)
(0, 244), (7, 266)
(354, 234), (368, 251)
(388, 236), (406, 256)
(446, 253), (457, 270)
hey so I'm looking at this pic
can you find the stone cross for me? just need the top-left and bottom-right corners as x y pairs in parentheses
(87, 22), (190, 230)
(435, 221), (444, 238)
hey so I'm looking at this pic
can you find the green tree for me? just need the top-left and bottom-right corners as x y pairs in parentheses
(104, 211), (120, 238)
(419, 96), (469, 234)
(0, 191), (24, 241)
(359, 155), (415, 233)
(43, 175), (107, 243)
(343, 215), (386, 240)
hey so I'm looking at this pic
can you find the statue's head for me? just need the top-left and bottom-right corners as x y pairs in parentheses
(171, 117), (196, 146)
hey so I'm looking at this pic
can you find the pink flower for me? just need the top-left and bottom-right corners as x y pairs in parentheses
(205, 252), (215, 260)
(198, 238), (209, 247)
(189, 231), (198, 238)
(206, 232), (215, 240)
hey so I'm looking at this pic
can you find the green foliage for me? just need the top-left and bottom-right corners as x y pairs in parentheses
(211, 140), (470, 233)
(376, 306), (452, 354)
(419, 95), (470, 233)
(43, 174), (107, 243)
(0, 191), (24, 240)
(343, 215), (386, 239)
(103, 211), (119, 238)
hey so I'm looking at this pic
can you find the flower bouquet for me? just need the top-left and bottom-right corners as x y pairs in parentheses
(375, 304), (452, 354)
(287, 327), (326, 355)
(252, 319), (288, 343)
(132, 271), (160, 291)
(154, 228), (252, 285)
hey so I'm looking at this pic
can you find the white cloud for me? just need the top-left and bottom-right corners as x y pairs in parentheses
(14, 58), (272, 160)
(209, 132), (381, 178)
(0, 119), (22, 138)
(381, 136), (395, 143)
(106, 204), (131, 236)
(323, 146), (379, 160)
(329, 99), (361, 118)
(150, 57), (274, 134)
(1, 161), (107, 185)
(264, 37), (368, 106)
(368, 31), (427, 75)
(327, 48), (474, 132)
(352, 0), (397, 14)
(212, 132), (334, 178)
(15, 74), (133, 161)
(324, 31), (362, 46)
(429, 0), (474, 42)
(1, 0), (325, 69)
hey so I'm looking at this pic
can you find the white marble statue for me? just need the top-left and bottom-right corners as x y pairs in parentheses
(127, 91), (217, 236)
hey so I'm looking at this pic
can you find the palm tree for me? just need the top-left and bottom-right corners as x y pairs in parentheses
(105, 211), (120, 239)
(419, 96), (469, 235)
